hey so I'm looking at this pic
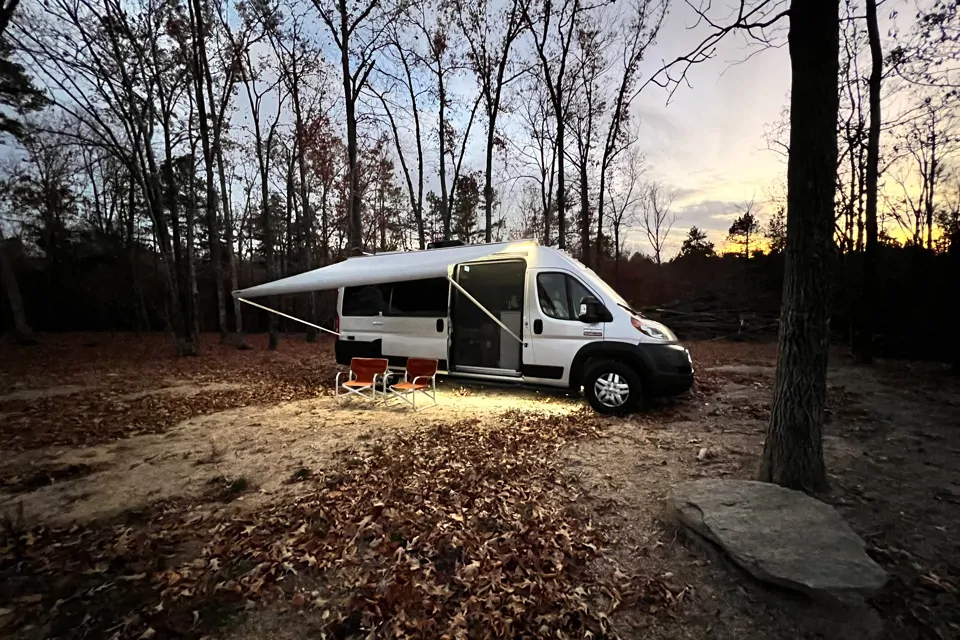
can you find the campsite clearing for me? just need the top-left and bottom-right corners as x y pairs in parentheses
(1, 334), (958, 639)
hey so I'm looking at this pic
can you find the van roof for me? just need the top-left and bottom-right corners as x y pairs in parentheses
(233, 239), (553, 299)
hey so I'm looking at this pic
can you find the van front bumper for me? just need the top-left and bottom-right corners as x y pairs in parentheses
(638, 343), (694, 396)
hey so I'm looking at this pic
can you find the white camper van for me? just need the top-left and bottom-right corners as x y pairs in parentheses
(234, 240), (693, 414)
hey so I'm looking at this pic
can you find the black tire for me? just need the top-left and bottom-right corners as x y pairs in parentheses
(583, 360), (643, 415)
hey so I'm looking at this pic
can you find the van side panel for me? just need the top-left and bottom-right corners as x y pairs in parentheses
(381, 317), (447, 364)
(337, 278), (449, 370)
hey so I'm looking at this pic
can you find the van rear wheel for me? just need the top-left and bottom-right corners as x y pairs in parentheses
(584, 361), (643, 415)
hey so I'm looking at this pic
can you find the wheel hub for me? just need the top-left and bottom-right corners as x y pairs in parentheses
(594, 372), (630, 408)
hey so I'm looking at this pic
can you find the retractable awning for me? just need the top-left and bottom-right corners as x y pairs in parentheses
(232, 240), (535, 299)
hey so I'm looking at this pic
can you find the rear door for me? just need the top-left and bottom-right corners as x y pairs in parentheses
(523, 269), (605, 386)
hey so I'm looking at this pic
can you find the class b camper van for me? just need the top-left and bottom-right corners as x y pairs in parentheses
(233, 240), (693, 414)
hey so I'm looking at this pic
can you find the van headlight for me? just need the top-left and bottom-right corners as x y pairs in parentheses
(631, 317), (676, 341)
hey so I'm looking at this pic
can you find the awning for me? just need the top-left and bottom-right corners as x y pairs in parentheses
(232, 240), (536, 299)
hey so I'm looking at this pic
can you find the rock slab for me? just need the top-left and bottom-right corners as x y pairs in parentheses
(670, 479), (888, 603)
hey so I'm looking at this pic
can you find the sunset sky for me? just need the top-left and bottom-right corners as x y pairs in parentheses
(628, 17), (792, 256)
(603, 1), (914, 257)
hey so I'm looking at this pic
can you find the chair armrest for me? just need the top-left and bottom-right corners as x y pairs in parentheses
(411, 375), (435, 386)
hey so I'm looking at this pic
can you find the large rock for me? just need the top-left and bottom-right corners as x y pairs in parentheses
(670, 479), (888, 603)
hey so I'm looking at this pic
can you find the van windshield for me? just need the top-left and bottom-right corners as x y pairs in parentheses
(575, 264), (636, 312)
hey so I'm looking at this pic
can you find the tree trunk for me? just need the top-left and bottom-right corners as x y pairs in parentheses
(261, 170), (278, 350)
(579, 158), (590, 264)
(854, 0), (881, 364)
(338, 1), (363, 254)
(926, 128), (936, 251)
(162, 160), (195, 355)
(0, 237), (36, 344)
(556, 115), (566, 249)
(292, 112), (318, 341)
(438, 69), (450, 241)
(613, 222), (621, 286)
(218, 148), (244, 337)
(126, 182), (146, 334)
(189, 0), (227, 342)
(320, 184), (330, 263)
(596, 170), (606, 268)
(759, 0), (839, 493)
(187, 156), (201, 352)
(950, 226), (960, 373)
(484, 115), (496, 243)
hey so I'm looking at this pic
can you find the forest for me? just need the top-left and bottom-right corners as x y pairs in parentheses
(0, 0), (956, 366)
(1, 1), (960, 638)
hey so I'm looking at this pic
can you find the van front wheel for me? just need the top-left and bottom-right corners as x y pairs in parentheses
(584, 361), (643, 415)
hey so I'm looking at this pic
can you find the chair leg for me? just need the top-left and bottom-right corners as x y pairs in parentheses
(414, 379), (438, 412)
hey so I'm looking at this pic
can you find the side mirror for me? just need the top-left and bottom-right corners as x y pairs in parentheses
(578, 296), (608, 323)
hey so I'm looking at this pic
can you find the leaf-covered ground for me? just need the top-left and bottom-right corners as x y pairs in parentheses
(1, 334), (958, 639)
(0, 334), (338, 451)
(0, 409), (680, 638)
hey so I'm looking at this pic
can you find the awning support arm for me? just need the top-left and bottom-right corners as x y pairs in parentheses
(446, 276), (526, 347)
(237, 297), (339, 336)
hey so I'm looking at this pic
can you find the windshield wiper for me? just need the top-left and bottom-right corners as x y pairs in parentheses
(617, 302), (642, 317)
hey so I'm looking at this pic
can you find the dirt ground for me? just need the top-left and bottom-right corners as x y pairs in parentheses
(1, 334), (958, 639)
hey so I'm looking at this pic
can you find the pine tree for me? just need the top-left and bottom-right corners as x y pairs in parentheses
(678, 226), (715, 258)
(727, 211), (760, 258)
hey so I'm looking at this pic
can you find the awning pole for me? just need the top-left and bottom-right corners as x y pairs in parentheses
(446, 276), (526, 347)
(237, 297), (340, 336)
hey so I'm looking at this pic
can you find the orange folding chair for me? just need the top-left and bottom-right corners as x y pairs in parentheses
(336, 357), (391, 404)
(388, 358), (438, 411)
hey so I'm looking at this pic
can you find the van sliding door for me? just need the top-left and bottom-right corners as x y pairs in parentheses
(450, 260), (525, 375)
(378, 278), (450, 369)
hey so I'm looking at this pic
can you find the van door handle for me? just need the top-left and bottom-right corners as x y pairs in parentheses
(533, 319), (543, 335)
(372, 321), (383, 326)
(436, 319), (444, 332)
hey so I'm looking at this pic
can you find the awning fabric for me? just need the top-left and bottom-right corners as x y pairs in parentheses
(233, 240), (535, 299)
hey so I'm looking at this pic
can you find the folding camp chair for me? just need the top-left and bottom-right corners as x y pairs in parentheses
(336, 357), (391, 404)
(388, 357), (438, 411)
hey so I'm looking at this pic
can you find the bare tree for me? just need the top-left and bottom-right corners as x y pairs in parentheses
(568, 12), (610, 264)
(639, 180), (677, 265)
(595, 0), (667, 266)
(370, 24), (427, 248)
(239, 40), (286, 349)
(401, 4), (480, 241)
(889, 99), (957, 247)
(186, 0), (229, 342)
(510, 76), (557, 244)
(13, 0), (200, 354)
(521, 0), (591, 248)
(606, 147), (645, 283)
(261, 0), (331, 340)
(455, 0), (526, 242)
(312, 0), (398, 253)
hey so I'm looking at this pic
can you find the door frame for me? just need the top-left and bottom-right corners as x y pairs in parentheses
(448, 258), (527, 374)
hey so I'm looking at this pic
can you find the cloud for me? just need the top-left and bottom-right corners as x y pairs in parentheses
(676, 199), (743, 229)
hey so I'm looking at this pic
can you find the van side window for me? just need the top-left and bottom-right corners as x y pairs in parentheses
(342, 285), (388, 316)
(387, 278), (449, 316)
(537, 273), (594, 321)
(343, 278), (449, 317)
